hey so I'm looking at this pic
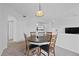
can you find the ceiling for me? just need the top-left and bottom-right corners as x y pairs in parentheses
(1, 3), (79, 21)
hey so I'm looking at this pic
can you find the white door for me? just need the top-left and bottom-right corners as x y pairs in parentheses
(9, 21), (14, 40)
(8, 20), (16, 42)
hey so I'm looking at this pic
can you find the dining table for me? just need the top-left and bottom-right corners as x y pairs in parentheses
(27, 35), (50, 55)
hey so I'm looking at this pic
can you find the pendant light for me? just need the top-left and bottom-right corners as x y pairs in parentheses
(35, 3), (44, 17)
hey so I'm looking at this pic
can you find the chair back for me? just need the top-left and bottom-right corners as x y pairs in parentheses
(30, 32), (36, 36)
(24, 33), (27, 43)
(50, 32), (57, 47)
(24, 33), (29, 50)
(46, 32), (52, 41)
(30, 32), (36, 40)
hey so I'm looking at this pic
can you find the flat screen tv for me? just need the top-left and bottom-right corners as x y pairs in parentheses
(65, 27), (79, 34)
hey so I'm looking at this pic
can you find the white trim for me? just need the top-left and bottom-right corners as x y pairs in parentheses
(30, 42), (49, 46)
(56, 44), (79, 54)
(0, 43), (7, 56)
(0, 50), (3, 56)
(0, 48), (4, 56)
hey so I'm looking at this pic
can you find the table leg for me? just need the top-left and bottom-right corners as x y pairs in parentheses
(38, 47), (41, 56)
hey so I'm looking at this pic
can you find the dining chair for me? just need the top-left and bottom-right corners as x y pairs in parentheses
(46, 32), (52, 41)
(48, 32), (57, 56)
(24, 33), (28, 55)
(30, 32), (36, 41)
(30, 32), (50, 56)
(39, 32), (52, 56)
(40, 32), (57, 56)
(30, 32), (42, 56)
(31, 32), (51, 56)
(24, 33), (38, 56)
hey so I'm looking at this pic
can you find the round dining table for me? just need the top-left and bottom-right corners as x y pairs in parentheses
(27, 35), (50, 56)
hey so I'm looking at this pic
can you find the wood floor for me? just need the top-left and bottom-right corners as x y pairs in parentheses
(1, 41), (79, 56)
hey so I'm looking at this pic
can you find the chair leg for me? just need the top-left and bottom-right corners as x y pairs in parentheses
(24, 50), (27, 55)
(34, 48), (38, 55)
(48, 50), (50, 56)
(53, 48), (55, 56)
(41, 52), (46, 56)
(48, 47), (50, 56)
(37, 47), (41, 56)
(27, 48), (30, 56)
(38, 47), (41, 56)
(24, 47), (27, 55)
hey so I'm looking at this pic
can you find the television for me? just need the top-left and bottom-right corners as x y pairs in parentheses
(65, 27), (79, 34)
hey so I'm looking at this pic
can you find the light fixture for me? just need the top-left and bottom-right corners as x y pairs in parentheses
(35, 3), (44, 17)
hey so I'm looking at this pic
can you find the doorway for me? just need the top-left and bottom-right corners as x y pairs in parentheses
(8, 16), (16, 44)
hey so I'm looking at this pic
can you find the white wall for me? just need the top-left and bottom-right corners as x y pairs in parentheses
(56, 34), (79, 54)
(0, 4), (8, 55)
(15, 16), (53, 42)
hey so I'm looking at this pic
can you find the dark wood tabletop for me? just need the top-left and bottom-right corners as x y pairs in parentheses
(27, 35), (50, 43)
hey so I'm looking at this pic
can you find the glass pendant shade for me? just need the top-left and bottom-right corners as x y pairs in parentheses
(35, 3), (44, 17)
(35, 10), (44, 16)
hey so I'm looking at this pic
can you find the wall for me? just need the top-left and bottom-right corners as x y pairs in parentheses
(55, 16), (79, 53)
(0, 4), (8, 55)
(15, 16), (53, 42)
(14, 4), (79, 41)
(56, 34), (79, 54)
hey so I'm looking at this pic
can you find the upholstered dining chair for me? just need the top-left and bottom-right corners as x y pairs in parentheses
(40, 32), (57, 56)
(30, 32), (36, 41)
(30, 32), (42, 55)
(24, 33), (38, 56)
(30, 32), (50, 56)
(48, 32), (57, 56)
(24, 33), (28, 55)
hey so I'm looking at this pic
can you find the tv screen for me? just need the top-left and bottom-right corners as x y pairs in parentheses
(65, 27), (79, 34)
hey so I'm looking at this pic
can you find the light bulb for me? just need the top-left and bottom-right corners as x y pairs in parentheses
(35, 10), (44, 17)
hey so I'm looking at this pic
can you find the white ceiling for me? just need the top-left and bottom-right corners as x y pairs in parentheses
(1, 3), (79, 20)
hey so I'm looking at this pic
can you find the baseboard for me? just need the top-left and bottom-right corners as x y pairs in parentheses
(56, 45), (79, 55)
(13, 39), (24, 43)
(0, 49), (4, 56)
(0, 45), (7, 56)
